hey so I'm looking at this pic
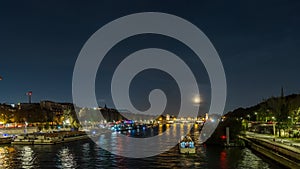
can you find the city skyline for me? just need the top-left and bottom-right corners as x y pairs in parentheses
(0, 0), (300, 114)
(0, 1), (299, 167)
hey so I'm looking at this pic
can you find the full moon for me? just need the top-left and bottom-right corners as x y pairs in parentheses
(193, 96), (201, 104)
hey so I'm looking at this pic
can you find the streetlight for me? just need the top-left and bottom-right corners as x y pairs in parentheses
(24, 121), (28, 134)
(247, 114), (250, 121)
(288, 116), (292, 124)
(254, 112), (258, 121)
(266, 109), (270, 122)
(272, 116), (275, 121)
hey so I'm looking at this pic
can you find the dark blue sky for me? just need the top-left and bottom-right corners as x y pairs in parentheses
(0, 0), (299, 114)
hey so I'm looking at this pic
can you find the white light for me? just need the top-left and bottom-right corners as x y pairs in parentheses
(193, 95), (201, 104)
(65, 119), (70, 124)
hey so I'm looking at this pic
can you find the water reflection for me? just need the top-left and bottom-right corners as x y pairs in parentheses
(0, 146), (16, 168)
(56, 147), (77, 169)
(236, 149), (271, 169)
(19, 146), (37, 169)
(81, 143), (90, 168)
(0, 125), (284, 169)
(220, 150), (228, 169)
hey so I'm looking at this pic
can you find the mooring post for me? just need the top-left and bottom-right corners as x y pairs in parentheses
(226, 127), (230, 145)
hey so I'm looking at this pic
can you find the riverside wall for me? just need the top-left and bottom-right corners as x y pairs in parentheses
(0, 127), (38, 135)
(241, 136), (300, 169)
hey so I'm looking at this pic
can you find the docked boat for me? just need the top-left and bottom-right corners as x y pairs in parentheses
(179, 136), (196, 154)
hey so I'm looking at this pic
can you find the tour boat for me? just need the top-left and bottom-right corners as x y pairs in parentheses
(179, 136), (196, 154)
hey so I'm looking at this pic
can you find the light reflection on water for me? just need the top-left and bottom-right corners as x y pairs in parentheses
(56, 147), (77, 169)
(0, 124), (282, 169)
(0, 146), (15, 168)
(19, 146), (37, 169)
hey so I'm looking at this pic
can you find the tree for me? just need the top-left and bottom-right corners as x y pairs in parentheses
(257, 101), (272, 122)
(0, 110), (14, 125)
(267, 96), (291, 137)
(63, 109), (80, 129)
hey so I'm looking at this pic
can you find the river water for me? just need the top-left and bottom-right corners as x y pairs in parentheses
(0, 124), (281, 169)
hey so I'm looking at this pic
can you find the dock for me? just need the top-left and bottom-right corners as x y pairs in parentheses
(11, 131), (89, 145)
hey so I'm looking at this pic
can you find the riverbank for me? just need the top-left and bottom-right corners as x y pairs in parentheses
(0, 126), (39, 135)
(241, 135), (300, 169)
(0, 137), (13, 144)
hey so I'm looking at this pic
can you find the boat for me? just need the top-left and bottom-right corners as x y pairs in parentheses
(179, 136), (196, 154)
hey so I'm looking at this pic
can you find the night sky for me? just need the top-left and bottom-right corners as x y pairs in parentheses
(0, 0), (299, 114)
